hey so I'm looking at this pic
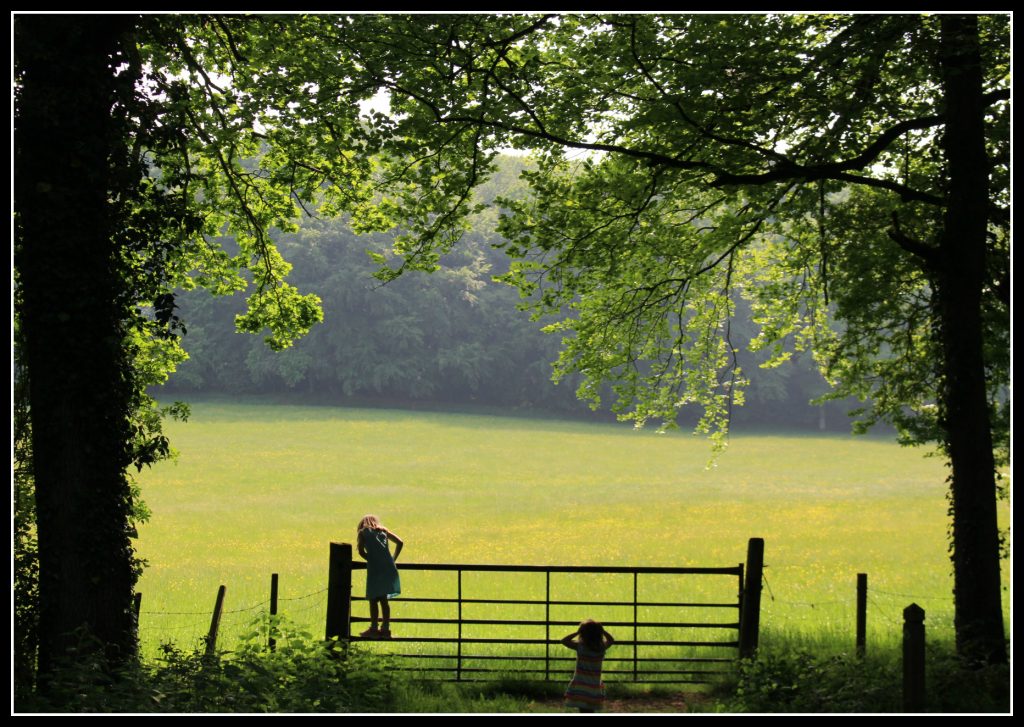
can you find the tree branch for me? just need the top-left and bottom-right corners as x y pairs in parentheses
(887, 211), (938, 267)
(982, 88), (1010, 105)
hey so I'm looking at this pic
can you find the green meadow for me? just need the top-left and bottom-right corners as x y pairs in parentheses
(133, 400), (1010, 666)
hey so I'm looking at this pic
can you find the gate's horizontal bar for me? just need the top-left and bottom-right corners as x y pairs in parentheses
(351, 616), (739, 629)
(413, 676), (722, 685)
(351, 562), (742, 575)
(393, 666), (728, 677)
(350, 636), (739, 647)
(353, 596), (740, 608)
(385, 653), (738, 664)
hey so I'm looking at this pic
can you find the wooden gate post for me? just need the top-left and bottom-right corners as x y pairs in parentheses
(739, 537), (764, 659)
(326, 542), (352, 642)
(903, 603), (926, 712)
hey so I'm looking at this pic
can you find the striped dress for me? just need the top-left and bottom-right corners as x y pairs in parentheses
(564, 643), (608, 711)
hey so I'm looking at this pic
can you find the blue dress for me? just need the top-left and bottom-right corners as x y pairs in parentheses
(360, 528), (401, 600)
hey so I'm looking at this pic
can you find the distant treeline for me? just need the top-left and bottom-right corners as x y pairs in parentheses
(161, 157), (862, 431)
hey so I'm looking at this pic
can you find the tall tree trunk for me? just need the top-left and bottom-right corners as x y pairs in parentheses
(936, 15), (1006, 665)
(14, 16), (139, 674)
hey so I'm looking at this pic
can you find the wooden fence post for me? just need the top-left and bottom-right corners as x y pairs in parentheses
(739, 537), (764, 659)
(903, 603), (926, 712)
(856, 573), (867, 658)
(269, 573), (279, 651)
(326, 542), (352, 642)
(132, 591), (143, 640)
(205, 585), (227, 660)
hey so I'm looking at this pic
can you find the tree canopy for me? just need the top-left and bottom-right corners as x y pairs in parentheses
(162, 157), (846, 428)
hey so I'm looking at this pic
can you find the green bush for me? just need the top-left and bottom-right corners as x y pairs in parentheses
(923, 645), (1010, 713)
(715, 651), (894, 713)
(713, 644), (1009, 714)
(15, 616), (397, 713)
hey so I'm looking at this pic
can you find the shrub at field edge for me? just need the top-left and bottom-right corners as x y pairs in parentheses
(708, 642), (1010, 714)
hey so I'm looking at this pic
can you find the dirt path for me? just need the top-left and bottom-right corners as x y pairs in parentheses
(524, 692), (711, 714)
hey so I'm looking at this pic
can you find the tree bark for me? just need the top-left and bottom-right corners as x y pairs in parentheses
(935, 15), (1006, 665)
(15, 15), (139, 673)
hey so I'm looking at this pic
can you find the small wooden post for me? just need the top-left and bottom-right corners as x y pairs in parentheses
(903, 603), (926, 712)
(739, 537), (764, 659)
(269, 573), (279, 651)
(325, 542), (352, 642)
(205, 585), (227, 659)
(856, 573), (867, 658)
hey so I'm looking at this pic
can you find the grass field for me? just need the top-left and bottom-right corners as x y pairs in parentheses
(133, 399), (1010, 667)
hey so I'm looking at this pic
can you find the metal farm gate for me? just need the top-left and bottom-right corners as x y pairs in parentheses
(325, 538), (763, 684)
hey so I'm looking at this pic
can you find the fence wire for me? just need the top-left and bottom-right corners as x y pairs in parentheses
(139, 585), (329, 658)
(138, 568), (969, 662)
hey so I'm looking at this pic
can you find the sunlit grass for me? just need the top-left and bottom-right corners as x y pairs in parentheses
(134, 399), (1009, 663)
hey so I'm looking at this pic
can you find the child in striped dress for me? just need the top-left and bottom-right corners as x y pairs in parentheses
(561, 619), (614, 712)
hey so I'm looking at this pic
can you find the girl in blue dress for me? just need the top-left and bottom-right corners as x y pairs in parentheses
(356, 514), (404, 639)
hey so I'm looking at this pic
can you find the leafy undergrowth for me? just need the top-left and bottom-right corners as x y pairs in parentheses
(705, 645), (1010, 714)
(15, 619), (1009, 714)
(15, 618), (397, 714)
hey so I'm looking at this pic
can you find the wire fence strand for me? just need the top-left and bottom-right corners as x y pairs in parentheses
(139, 586), (330, 657)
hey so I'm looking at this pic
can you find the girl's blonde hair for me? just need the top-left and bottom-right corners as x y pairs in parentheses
(357, 514), (383, 534)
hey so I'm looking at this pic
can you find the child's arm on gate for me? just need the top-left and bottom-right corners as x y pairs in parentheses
(386, 529), (404, 561)
(357, 531), (368, 560)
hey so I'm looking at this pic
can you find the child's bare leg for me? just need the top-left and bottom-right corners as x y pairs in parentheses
(380, 599), (391, 632)
(369, 599), (380, 629)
